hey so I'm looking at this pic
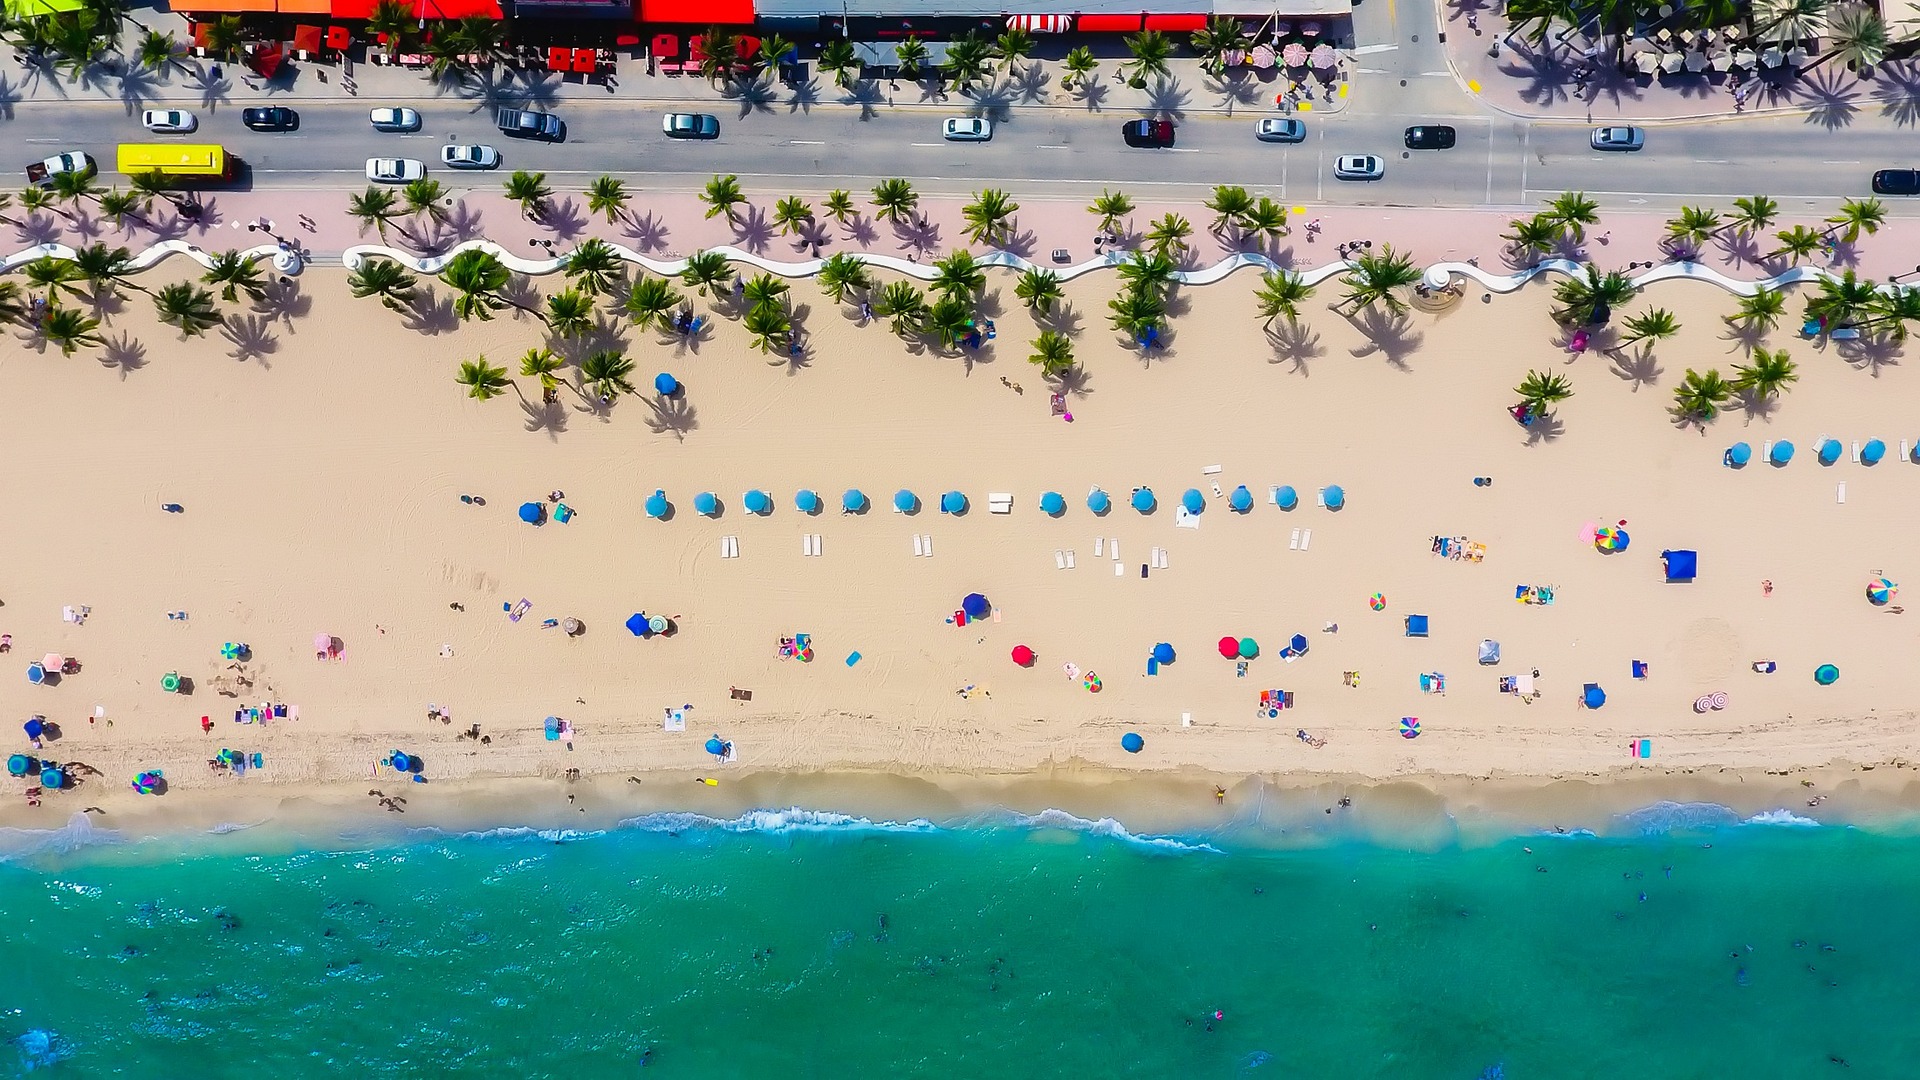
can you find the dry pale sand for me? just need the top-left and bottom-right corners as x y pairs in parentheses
(4, 259), (1920, 829)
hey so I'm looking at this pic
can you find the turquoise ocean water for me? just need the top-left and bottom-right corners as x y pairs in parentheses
(7, 803), (1920, 1077)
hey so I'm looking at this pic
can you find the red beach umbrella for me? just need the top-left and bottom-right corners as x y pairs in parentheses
(1218, 636), (1240, 658)
(1010, 644), (1035, 666)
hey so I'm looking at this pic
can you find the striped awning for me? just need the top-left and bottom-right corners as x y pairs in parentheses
(1006, 14), (1071, 32)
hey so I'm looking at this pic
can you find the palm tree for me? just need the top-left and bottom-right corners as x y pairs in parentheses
(586, 176), (629, 225)
(127, 170), (182, 213)
(563, 238), (624, 298)
(1723, 195), (1779, 237)
(401, 178), (449, 224)
(818, 37), (860, 89)
(755, 33), (796, 79)
(1205, 185), (1254, 235)
(71, 242), (145, 299)
(47, 168), (103, 217)
(39, 305), (104, 356)
(1255, 270), (1315, 328)
(1504, 0), (1567, 43)
(743, 273), (790, 314)
(892, 37), (928, 82)
(152, 283), (223, 337)
(503, 171), (551, 221)
(1515, 370), (1574, 411)
(1108, 288), (1167, 343)
(680, 250), (733, 296)
(744, 303), (794, 353)
(1029, 329), (1076, 375)
(96, 189), (146, 230)
(1120, 29), (1173, 87)
(1861, 285), (1920, 339)
(519, 347), (563, 401)
(1117, 250), (1178, 299)
(440, 248), (512, 322)
(19, 184), (70, 224)
(962, 188), (1020, 247)
(823, 189), (857, 227)
(1725, 287), (1786, 333)
(1546, 191), (1601, 242)
(942, 34), (992, 93)
(1145, 213), (1192, 258)
(455, 356), (512, 402)
(1732, 347), (1799, 399)
(624, 275), (682, 332)
(1502, 215), (1559, 261)
(1805, 269), (1878, 328)
(348, 257), (417, 312)
(200, 15), (244, 62)
(1337, 245), (1421, 316)
(931, 251), (986, 304)
(1812, 4), (1886, 71)
(1618, 307), (1681, 349)
(700, 174), (747, 222)
(135, 28), (181, 74)
(1770, 225), (1824, 264)
(366, 0), (412, 58)
(203, 250), (265, 304)
(876, 281), (927, 337)
(694, 26), (743, 84)
(544, 289), (594, 338)
(1664, 207), (1720, 253)
(1755, 0), (1829, 44)
(923, 296), (974, 349)
(994, 27), (1034, 71)
(1015, 268), (1064, 315)
(1062, 46), (1100, 89)
(816, 253), (873, 305)
(1671, 367), (1733, 424)
(1550, 265), (1638, 326)
(0, 282), (26, 327)
(1190, 15), (1250, 76)
(580, 349), (637, 401)
(348, 186), (403, 241)
(22, 257), (87, 304)
(1089, 190), (1134, 235)
(870, 178), (919, 225)
(1824, 197), (1886, 244)
(1242, 198), (1290, 242)
(772, 196), (814, 237)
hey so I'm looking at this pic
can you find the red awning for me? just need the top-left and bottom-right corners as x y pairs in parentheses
(325, 25), (351, 49)
(639, 0), (749, 24)
(547, 46), (568, 71)
(293, 24), (323, 52)
(1143, 13), (1208, 30)
(248, 42), (286, 78)
(329, 0), (376, 18)
(414, 0), (500, 17)
(1075, 14), (1143, 32)
(1006, 14), (1071, 33)
(651, 33), (678, 58)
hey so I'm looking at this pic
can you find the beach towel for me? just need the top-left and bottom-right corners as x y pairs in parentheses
(663, 708), (686, 732)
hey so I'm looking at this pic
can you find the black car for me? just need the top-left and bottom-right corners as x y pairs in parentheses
(1403, 125), (1455, 150)
(1872, 169), (1920, 195)
(497, 108), (565, 141)
(241, 106), (298, 132)
(1121, 118), (1175, 148)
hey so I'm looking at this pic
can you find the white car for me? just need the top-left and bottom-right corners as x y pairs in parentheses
(141, 109), (197, 134)
(1332, 154), (1384, 181)
(369, 107), (422, 133)
(365, 157), (425, 183)
(440, 144), (500, 170)
(942, 117), (993, 142)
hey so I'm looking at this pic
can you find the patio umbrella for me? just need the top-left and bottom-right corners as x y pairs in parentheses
(1238, 637), (1259, 659)
(562, 618), (582, 635)
(1660, 52), (1685, 73)
(518, 501), (544, 524)
(795, 489), (821, 514)
(1281, 42), (1307, 67)
(1040, 491), (1065, 515)
(1276, 485), (1298, 510)
(1635, 51), (1661, 74)
(1182, 489), (1205, 514)
(1771, 440), (1796, 464)
(1088, 488), (1112, 514)
(1322, 485), (1345, 509)
(705, 736), (727, 756)
(1121, 732), (1144, 753)
(1309, 43), (1336, 69)
(41, 767), (64, 789)
(1011, 644), (1035, 666)
(1229, 485), (1253, 512)
(1252, 43), (1276, 68)
(649, 614), (668, 634)
(842, 489), (867, 513)
(1132, 488), (1156, 512)
(625, 613), (651, 636)
(694, 491), (718, 516)
(7, 753), (33, 776)
(1684, 51), (1708, 72)
(743, 490), (771, 515)
(1817, 438), (1842, 464)
(1152, 642), (1175, 664)
(893, 489), (918, 513)
(1728, 442), (1752, 466)
(1863, 439), (1887, 465)
(220, 641), (244, 660)
(1709, 51), (1732, 71)
(160, 672), (180, 693)
(940, 491), (967, 514)
(1594, 525), (1630, 553)
(1218, 636), (1240, 659)
(1760, 46), (1783, 67)
(962, 593), (990, 619)
(1734, 47), (1757, 68)
(653, 372), (678, 395)
(1868, 577), (1897, 605)
(645, 490), (669, 518)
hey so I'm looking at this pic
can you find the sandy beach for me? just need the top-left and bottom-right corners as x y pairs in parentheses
(5, 243), (1920, 831)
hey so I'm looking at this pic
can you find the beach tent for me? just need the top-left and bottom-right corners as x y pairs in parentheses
(1817, 438), (1842, 465)
(962, 593), (990, 618)
(1770, 440), (1795, 465)
(694, 492), (719, 517)
(1153, 642), (1175, 664)
(1478, 639), (1501, 665)
(1131, 487), (1156, 512)
(1011, 644), (1035, 666)
(743, 490), (771, 515)
(1182, 489), (1205, 514)
(940, 491), (967, 515)
(1121, 732), (1144, 753)
(1661, 549), (1697, 582)
(894, 489), (918, 513)
(1087, 488), (1111, 514)
(1276, 485), (1298, 510)
(645, 490), (669, 519)
(1405, 614), (1430, 637)
(1582, 683), (1607, 708)
(1322, 485), (1345, 510)
(795, 489), (821, 514)
(1229, 485), (1253, 512)
(842, 489), (867, 513)
(1863, 439), (1887, 465)
(518, 501), (545, 525)
(625, 613), (652, 637)
(653, 372), (679, 396)
(1040, 492), (1065, 516)
(1726, 442), (1752, 467)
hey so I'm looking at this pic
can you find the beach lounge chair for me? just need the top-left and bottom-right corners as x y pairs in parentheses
(1405, 614), (1430, 637)
(1752, 660), (1776, 674)
(988, 493), (1014, 514)
(1056, 550), (1067, 570)
(1831, 326), (1862, 341)
(1299, 529), (1311, 551)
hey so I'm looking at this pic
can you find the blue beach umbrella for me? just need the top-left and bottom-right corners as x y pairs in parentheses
(1182, 488), (1205, 514)
(1771, 440), (1795, 465)
(518, 501), (544, 525)
(1276, 485), (1298, 510)
(1229, 485), (1252, 512)
(41, 767), (64, 789)
(1152, 642), (1175, 664)
(1322, 485), (1346, 510)
(1818, 438), (1842, 465)
(1120, 732), (1144, 754)
(653, 372), (679, 396)
(6, 753), (31, 777)
(23, 717), (44, 742)
(962, 593), (990, 618)
(626, 613), (651, 637)
(894, 489), (918, 513)
(1088, 488), (1112, 514)
(795, 489), (821, 514)
(694, 491), (719, 517)
(704, 736), (727, 757)
(1582, 683), (1607, 709)
(940, 491), (966, 515)
(1131, 487), (1156, 513)
(743, 490), (771, 515)
(1815, 663), (1840, 685)
(644, 489), (669, 519)
(1863, 438), (1887, 465)
(1040, 491), (1065, 516)
(842, 489), (867, 513)
(1290, 633), (1309, 654)
(1727, 442), (1752, 466)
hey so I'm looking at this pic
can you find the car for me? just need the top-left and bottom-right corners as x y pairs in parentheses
(241, 106), (298, 132)
(1121, 118), (1175, 148)
(1255, 118), (1306, 143)
(942, 117), (993, 142)
(1591, 126), (1645, 151)
(141, 109), (197, 134)
(1404, 125), (1456, 150)
(1871, 169), (1920, 195)
(497, 108), (565, 141)
(365, 157), (425, 183)
(440, 144), (500, 170)
(662, 112), (720, 139)
(370, 107), (422, 133)
(1333, 154), (1385, 181)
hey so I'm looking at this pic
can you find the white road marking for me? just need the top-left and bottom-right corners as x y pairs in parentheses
(1351, 43), (1401, 55)
(1168, 147), (1200, 153)
(1821, 160), (1860, 165)
(1693, 160), (1729, 164)
(909, 142), (941, 147)
(1035, 144), (1068, 149)
(789, 140), (824, 146)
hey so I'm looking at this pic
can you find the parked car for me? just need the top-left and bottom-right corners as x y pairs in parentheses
(1255, 118), (1306, 143)
(942, 117), (993, 142)
(440, 144), (500, 170)
(1871, 169), (1920, 195)
(369, 107), (422, 133)
(366, 158), (425, 183)
(662, 112), (720, 139)
(141, 109), (197, 134)
(497, 108), (565, 141)
(25, 151), (93, 186)
(1403, 125), (1456, 150)
(1590, 126), (1645, 151)
(1121, 118), (1175, 148)
(1333, 154), (1385, 181)
(241, 106), (298, 132)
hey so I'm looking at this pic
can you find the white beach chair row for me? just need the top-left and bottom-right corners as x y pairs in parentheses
(910, 534), (933, 557)
(718, 536), (740, 558)
(1289, 529), (1314, 551)
(1055, 546), (1170, 572)
(800, 534), (823, 557)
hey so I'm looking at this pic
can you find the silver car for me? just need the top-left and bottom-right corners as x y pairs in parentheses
(1254, 118), (1306, 143)
(369, 107), (422, 133)
(365, 157), (425, 183)
(661, 113), (719, 139)
(141, 109), (197, 134)
(440, 144), (500, 169)
(942, 117), (993, 142)
(1333, 154), (1384, 181)
(1591, 126), (1645, 151)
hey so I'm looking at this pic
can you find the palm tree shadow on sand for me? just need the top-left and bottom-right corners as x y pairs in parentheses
(1607, 345), (1663, 391)
(520, 395), (569, 438)
(641, 394), (699, 440)
(1347, 307), (1422, 370)
(99, 331), (147, 378)
(1267, 319), (1323, 375)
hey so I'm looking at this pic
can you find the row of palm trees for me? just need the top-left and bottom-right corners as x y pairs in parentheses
(3, 239), (268, 355)
(1504, 0), (1905, 75)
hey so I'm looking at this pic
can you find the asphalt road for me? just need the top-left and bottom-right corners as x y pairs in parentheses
(9, 97), (1905, 214)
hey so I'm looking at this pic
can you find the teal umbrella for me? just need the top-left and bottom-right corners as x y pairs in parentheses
(1040, 491), (1065, 515)
(795, 489), (821, 514)
(743, 490), (771, 515)
(1182, 489), (1205, 514)
(694, 492), (718, 516)
(645, 489), (669, 519)
(1229, 485), (1252, 512)
(1088, 488), (1111, 514)
(1276, 485), (1298, 510)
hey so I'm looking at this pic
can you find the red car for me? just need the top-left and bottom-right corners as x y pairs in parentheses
(1121, 119), (1175, 148)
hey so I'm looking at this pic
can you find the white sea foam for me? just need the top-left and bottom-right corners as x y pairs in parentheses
(433, 825), (610, 844)
(986, 808), (1223, 854)
(616, 807), (940, 836)
(0, 812), (120, 863)
(1617, 800), (1741, 835)
(1744, 809), (1823, 828)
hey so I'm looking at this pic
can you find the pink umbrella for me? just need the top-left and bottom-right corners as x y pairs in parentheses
(42, 653), (63, 672)
(1251, 43), (1276, 68)
(1310, 43), (1337, 69)
(314, 633), (336, 658)
(1282, 42), (1307, 67)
